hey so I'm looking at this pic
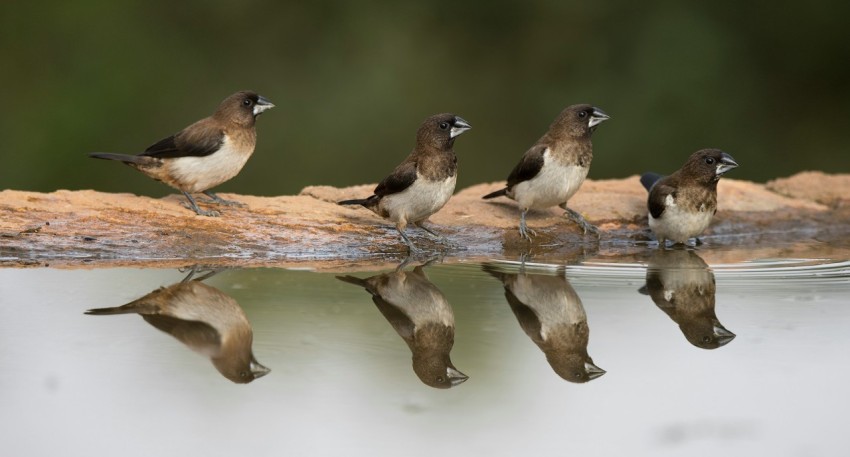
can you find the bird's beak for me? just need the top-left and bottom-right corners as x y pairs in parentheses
(253, 95), (275, 116)
(713, 324), (736, 347)
(585, 362), (607, 380)
(447, 366), (469, 386)
(250, 360), (271, 378)
(716, 152), (738, 176)
(588, 107), (610, 128)
(450, 116), (472, 138)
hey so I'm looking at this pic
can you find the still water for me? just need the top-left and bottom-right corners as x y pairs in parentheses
(2, 250), (849, 456)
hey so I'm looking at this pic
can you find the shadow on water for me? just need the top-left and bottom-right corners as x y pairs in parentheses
(85, 267), (270, 384)
(337, 257), (468, 389)
(639, 249), (736, 350)
(482, 261), (606, 383)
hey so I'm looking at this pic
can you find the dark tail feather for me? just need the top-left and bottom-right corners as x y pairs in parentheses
(482, 188), (507, 199)
(640, 173), (664, 191)
(89, 152), (147, 165)
(336, 275), (369, 287)
(338, 198), (370, 206)
(85, 298), (156, 315)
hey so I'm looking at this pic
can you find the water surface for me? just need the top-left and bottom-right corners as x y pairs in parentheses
(2, 250), (849, 456)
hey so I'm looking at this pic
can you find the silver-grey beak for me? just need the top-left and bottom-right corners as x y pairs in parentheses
(716, 152), (739, 176)
(585, 362), (607, 380)
(250, 360), (271, 378)
(253, 95), (275, 116)
(713, 324), (736, 347)
(450, 116), (472, 138)
(447, 366), (469, 386)
(588, 107), (610, 128)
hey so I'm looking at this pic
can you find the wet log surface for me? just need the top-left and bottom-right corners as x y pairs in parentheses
(1, 172), (849, 270)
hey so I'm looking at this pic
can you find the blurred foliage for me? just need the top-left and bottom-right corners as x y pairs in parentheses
(1, 0), (848, 197)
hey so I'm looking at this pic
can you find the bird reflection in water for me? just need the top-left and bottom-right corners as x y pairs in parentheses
(337, 258), (468, 389)
(484, 262), (606, 383)
(639, 249), (736, 349)
(85, 267), (270, 383)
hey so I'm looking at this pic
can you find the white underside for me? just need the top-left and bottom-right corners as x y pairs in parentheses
(376, 271), (454, 327)
(508, 150), (588, 210)
(379, 174), (456, 224)
(505, 274), (585, 340)
(165, 135), (252, 193)
(649, 195), (713, 243)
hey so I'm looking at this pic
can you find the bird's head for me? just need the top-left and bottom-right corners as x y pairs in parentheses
(214, 353), (271, 384)
(682, 149), (739, 183)
(412, 355), (469, 389)
(417, 113), (472, 150)
(553, 104), (610, 138)
(216, 90), (275, 126)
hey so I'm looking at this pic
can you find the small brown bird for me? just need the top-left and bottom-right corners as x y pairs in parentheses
(484, 264), (606, 383)
(85, 269), (270, 383)
(339, 113), (471, 253)
(89, 91), (274, 216)
(639, 249), (736, 349)
(337, 259), (468, 389)
(641, 149), (738, 246)
(483, 104), (609, 240)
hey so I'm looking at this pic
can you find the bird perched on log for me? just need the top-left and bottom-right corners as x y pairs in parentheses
(89, 90), (274, 216)
(640, 149), (738, 246)
(338, 113), (471, 253)
(482, 104), (609, 240)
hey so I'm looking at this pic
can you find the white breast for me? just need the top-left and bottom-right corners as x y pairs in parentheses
(505, 274), (585, 340)
(649, 195), (714, 243)
(165, 135), (253, 193)
(377, 272), (454, 327)
(509, 150), (588, 210)
(379, 174), (457, 225)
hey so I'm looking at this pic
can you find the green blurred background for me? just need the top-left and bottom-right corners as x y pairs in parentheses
(1, 1), (848, 197)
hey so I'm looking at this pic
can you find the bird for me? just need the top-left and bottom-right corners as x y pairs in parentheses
(640, 148), (739, 246)
(85, 268), (271, 383)
(338, 113), (471, 253)
(337, 259), (468, 389)
(89, 90), (274, 217)
(483, 263), (606, 383)
(482, 104), (609, 240)
(638, 249), (736, 349)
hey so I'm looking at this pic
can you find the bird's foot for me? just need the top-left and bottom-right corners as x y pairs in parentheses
(181, 201), (220, 217)
(203, 192), (246, 207)
(518, 225), (537, 241)
(563, 208), (600, 238)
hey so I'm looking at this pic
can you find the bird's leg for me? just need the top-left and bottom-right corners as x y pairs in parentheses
(181, 192), (220, 217)
(416, 221), (447, 242)
(519, 209), (537, 241)
(396, 224), (422, 254)
(395, 255), (415, 272)
(203, 191), (246, 207)
(560, 204), (600, 238)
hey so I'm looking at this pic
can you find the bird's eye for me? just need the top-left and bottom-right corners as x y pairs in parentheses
(439, 122), (449, 130)
(574, 372), (582, 378)
(702, 336), (712, 343)
(436, 376), (444, 383)
(705, 157), (716, 165)
(243, 99), (253, 106)
(578, 111), (587, 118)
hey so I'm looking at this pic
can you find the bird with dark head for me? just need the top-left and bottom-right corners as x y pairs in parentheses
(641, 148), (738, 246)
(89, 90), (274, 216)
(337, 260), (468, 389)
(483, 264), (606, 383)
(338, 113), (471, 253)
(85, 269), (270, 383)
(638, 249), (736, 349)
(483, 104), (609, 241)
